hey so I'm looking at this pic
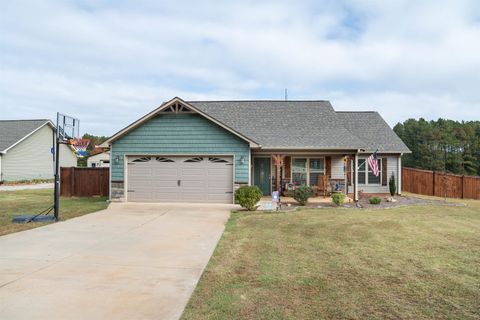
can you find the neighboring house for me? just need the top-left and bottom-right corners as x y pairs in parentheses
(87, 151), (110, 167)
(101, 97), (410, 203)
(0, 120), (77, 181)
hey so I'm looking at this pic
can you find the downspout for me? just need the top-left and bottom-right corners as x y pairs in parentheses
(398, 153), (402, 195)
(354, 150), (359, 202)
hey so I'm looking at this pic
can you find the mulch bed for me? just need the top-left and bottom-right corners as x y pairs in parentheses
(261, 194), (464, 212)
(355, 194), (465, 209)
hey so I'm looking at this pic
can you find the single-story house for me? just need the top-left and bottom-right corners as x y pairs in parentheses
(87, 151), (110, 168)
(101, 97), (410, 203)
(0, 119), (78, 182)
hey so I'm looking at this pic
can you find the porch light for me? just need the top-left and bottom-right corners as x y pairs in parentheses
(239, 156), (245, 165)
(114, 155), (120, 165)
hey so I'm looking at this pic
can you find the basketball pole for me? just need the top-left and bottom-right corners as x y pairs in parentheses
(54, 112), (61, 221)
(54, 112), (80, 222)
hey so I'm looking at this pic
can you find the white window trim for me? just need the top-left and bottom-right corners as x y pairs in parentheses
(357, 157), (382, 185)
(291, 157), (326, 186)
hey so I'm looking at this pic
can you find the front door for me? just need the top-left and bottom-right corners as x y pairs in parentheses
(254, 157), (271, 195)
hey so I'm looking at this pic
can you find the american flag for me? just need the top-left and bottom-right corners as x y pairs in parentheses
(367, 152), (379, 177)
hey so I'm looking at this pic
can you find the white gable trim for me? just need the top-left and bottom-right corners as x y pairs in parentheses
(1, 121), (54, 154)
(101, 97), (261, 148)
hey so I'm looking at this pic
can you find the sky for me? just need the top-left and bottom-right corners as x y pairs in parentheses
(1, 0), (480, 136)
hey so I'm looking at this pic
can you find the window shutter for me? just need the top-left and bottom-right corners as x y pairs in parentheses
(347, 157), (352, 186)
(382, 157), (387, 185)
(284, 156), (291, 178)
(325, 157), (331, 178)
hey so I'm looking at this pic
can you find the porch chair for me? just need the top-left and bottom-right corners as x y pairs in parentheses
(317, 175), (329, 197)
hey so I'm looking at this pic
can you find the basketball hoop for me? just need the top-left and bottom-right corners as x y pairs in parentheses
(70, 138), (90, 157)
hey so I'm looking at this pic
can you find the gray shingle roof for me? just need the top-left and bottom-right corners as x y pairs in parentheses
(0, 120), (51, 152)
(189, 101), (409, 152)
(336, 112), (411, 153)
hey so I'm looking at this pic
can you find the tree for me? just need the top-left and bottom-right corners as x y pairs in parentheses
(394, 118), (480, 176)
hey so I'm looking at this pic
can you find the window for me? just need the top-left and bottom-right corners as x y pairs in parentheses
(358, 160), (366, 184)
(291, 157), (325, 186)
(358, 158), (382, 185)
(309, 158), (325, 186)
(292, 158), (307, 185)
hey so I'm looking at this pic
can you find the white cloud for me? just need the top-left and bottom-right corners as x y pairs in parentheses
(0, 0), (479, 135)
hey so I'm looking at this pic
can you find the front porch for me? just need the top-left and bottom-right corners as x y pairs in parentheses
(251, 152), (355, 199)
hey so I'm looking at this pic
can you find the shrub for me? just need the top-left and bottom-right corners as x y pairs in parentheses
(389, 172), (396, 196)
(235, 186), (263, 211)
(332, 193), (345, 206)
(369, 197), (382, 205)
(293, 185), (313, 206)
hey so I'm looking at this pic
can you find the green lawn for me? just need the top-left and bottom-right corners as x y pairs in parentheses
(0, 189), (108, 236)
(182, 200), (480, 319)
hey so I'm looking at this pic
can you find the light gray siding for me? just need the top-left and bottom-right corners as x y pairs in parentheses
(87, 152), (110, 167)
(1, 125), (77, 181)
(357, 154), (399, 194)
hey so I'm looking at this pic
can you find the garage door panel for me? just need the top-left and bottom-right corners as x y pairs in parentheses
(181, 166), (207, 174)
(127, 156), (233, 203)
(180, 175), (206, 181)
(180, 181), (205, 189)
(152, 169), (179, 177)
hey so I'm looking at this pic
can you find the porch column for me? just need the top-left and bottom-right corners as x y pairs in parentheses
(354, 153), (359, 201)
(272, 154), (286, 193)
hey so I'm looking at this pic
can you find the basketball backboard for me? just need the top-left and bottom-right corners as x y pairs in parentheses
(57, 112), (80, 141)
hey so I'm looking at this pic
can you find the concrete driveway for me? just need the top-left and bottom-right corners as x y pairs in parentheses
(0, 202), (233, 320)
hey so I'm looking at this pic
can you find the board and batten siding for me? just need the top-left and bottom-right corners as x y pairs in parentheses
(110, 113), (250, 198)
(357, 154), (399, 193)
(1, 124), (77, 181)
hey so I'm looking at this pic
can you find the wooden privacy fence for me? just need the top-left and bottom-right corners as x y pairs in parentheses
(60, 167), (109, 197)
(402, 167), (480, 200)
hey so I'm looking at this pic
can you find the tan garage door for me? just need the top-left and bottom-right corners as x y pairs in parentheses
(126, 156), (234, 203)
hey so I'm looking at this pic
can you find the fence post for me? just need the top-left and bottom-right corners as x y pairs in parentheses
(432, 171), (435, 196)
(461, 175), (464, 199)
(71, 167), (76, 197)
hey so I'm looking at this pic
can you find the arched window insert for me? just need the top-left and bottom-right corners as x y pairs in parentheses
(132, 157), (151, 163)
(208, 157), (229, 163)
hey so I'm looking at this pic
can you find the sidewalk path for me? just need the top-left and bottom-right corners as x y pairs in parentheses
(0, 183), (54, 192)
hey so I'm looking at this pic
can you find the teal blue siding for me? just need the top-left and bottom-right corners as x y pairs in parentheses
(111, 114), (250, 183)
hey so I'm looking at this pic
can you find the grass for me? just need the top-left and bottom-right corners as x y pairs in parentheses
(0, 189), (109, 236)
(182, 198), (480, 319)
